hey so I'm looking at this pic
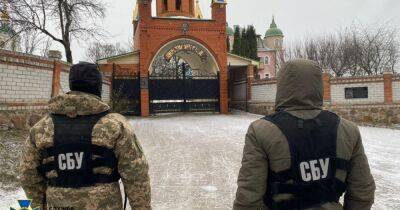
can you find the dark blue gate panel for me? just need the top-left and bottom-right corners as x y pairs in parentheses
(186, 79), (219, 99)
(149, 79), (185, 100)
(149, 76), (220, 113)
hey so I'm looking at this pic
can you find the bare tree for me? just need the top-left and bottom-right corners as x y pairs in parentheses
(19, 29), (53, 55)
(20, 30), (40, 54)
(86, 42), (131, 63)
(8, 0), (106, 63)
(286, 23), (400, 76)
(40, 37), (53, 57)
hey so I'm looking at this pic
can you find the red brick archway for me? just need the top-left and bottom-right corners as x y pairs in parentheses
(136, 0), (228, 116)
(148, 37), (222, 74)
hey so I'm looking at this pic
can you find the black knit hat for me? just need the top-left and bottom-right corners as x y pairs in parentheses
(69, 62), (102, 97)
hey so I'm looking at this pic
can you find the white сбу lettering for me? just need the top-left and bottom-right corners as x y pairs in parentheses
(300, 158), (330, 181)
(58, 152), (84, 171)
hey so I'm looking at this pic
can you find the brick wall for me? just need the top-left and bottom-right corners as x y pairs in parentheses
(60, 71), (70, 94)
(102, 82), (111, 103)
(248, 74), (397, 106)
(0, 64), (53, 103)
(393, 79), (400, 103)
(233, 72), (400, 125)
(331, 82), (384, 104)
(0, 50), (63, 110)
(251, 80), (277, 102)
(0, 49), (111, 111)
(231, 81), (246, 101)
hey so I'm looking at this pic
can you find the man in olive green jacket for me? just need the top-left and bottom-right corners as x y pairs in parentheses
(233, 59), (375, 210)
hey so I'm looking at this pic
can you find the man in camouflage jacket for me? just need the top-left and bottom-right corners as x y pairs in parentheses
(19, 62), (151, 210)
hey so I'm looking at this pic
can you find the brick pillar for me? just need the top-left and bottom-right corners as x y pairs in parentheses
(140, 76), (150, 117)
(139, 0), (152, 22)
(322, 70), (331, 102)
(51, 61), (61, 97)
(383, 71), (393, 104)
(211, 1), (226, 24)
(220, 65), (229, 114)
(247, 65), (254, 102)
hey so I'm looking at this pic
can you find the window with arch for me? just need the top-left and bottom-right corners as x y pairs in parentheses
(274, 39), (282, 48)
(264, 56), (269, 65)
(176, 0), (182, 10)
(163, 0), (168, 11)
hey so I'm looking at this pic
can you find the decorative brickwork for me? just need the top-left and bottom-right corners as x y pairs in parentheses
(134, 0), (228, 116)
(156, 0), (197, 18)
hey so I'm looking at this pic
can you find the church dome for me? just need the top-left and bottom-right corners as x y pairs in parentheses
(0, 4), (15, 36)
(265, 17), (283, 38)
(0, 22), (16, 36)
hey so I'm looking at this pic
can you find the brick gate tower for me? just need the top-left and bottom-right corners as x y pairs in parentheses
(132, 0), (228, 117)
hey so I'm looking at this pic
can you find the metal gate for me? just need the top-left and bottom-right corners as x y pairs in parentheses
(149, 65), (220, 114)
(111, 66), (141, 115)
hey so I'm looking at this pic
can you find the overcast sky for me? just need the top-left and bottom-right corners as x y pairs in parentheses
(67, 0), (400, 63)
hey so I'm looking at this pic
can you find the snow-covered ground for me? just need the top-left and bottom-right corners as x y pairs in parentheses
(1, 112), (400, 209)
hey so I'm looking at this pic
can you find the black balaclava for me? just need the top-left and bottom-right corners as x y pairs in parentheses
(69, 62), (102, 97)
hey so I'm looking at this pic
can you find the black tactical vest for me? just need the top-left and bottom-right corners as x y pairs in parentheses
(37, 112), (121, 188)
(263, 111), (350, 210)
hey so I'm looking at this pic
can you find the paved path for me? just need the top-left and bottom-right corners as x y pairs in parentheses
(2, 112), (400, 209)
(130, 113), (400, 210)
(130, 113), (254, 210)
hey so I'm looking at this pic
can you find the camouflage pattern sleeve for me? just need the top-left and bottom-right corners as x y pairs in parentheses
(19, 132), (46, 209)
(114, 116), (151, 210)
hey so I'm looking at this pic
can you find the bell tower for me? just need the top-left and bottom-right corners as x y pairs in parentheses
(156, 0), (197, 18)
(129, 0), (228, 116)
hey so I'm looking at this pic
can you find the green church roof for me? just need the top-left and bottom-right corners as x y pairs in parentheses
(226, 24), (234, 36)
(0, 22), (16, 35)
(265, 17), (283, 38)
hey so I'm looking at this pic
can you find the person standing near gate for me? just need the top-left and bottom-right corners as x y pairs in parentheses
(233, 59), (375, 210)
(19, 62), (151, 210)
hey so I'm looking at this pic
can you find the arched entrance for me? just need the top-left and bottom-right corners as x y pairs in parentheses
(149, 38), (220, 113)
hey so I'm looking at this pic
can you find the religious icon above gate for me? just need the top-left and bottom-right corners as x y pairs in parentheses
(164, 43), (208, 62)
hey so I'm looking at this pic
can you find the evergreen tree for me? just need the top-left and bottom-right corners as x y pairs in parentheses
(226, 37), (231, 52)
(232, 26), (241, 55)
(240, 27), (247, 57)
(232, 25), (259, 60)
(247, 25), (258, 60)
